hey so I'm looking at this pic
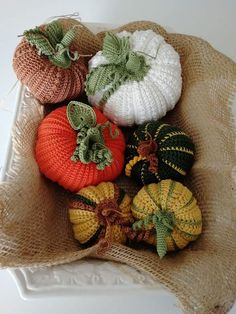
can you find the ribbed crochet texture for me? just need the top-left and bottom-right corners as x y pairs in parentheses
(131, 180), (202, 258)
(69, 182), (133, 247)
(1, 21), (236, 314)
(125, 121), (195, 185)
(86, 32), (150, 104)
(13, 19), (88, 104)
(87, 29), (182, 126)
(35, 104), (125, 192)
(24, 21), (80, 69)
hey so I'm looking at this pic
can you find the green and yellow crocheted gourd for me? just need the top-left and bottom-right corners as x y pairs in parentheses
(69, 182), (133, 247)
(125, 122), (195, 185)
(131, 180), (202, 258)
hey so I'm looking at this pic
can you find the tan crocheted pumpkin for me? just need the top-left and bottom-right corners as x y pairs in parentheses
(13, 19), (89, 104)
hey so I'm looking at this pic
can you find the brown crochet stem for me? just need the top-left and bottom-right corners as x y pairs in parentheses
(96, 238), (112, 256)
(122, 226), (151, 242)
(95, 200), (131, 228)
(70, 187), (132, 256)
(95, 196), (131, 256)
(137, 133), (158, 173)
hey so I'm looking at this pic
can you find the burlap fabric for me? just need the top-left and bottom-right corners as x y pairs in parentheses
(0, 20), (236, 313)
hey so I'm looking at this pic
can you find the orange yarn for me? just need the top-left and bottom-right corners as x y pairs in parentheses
(13, 38), (87, 104)
(35, 106), (125, 192)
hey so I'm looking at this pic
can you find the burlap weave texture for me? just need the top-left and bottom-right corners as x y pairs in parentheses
(0, 20), (236, 313)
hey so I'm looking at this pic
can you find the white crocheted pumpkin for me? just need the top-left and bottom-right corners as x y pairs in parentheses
(86, 30), (182, 126)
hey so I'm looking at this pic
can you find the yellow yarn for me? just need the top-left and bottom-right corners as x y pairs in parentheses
(132, 179), (202, 257)
(125, 156), (145, 177)
(69, 182), (133, 245)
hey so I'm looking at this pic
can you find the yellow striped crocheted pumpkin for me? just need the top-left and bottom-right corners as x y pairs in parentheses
(132, 179), (202, 258)
(69, 182), (133, 246)
(125, 121), (195, 185)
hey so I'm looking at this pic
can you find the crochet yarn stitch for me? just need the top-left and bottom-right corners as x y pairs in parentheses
(35, 102), (125, 192)
(13, 20), (88, 104)
(131, 180), (202, 258)
(69, 182), (133, 246)
(86, 30), (182, 126)
(67, 101), (119, 170)
(125, 121), (195, 185)
(2, 19), (236, 314)
(86, 32), (150, 104)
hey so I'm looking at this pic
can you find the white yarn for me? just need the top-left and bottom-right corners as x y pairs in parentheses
(88, 30), (182, 126)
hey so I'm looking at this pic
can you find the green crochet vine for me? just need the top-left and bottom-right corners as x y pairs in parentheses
(67, 101), (119, 170)
(86, 32), (150, 104)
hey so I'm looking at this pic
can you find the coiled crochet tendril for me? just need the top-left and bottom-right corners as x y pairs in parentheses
(86, 32), (150, 105)
(24, 21), (81, 69)
(96, 200), (132, 255)
(133, 210), (175, 258)
(67, 101), (119, 170)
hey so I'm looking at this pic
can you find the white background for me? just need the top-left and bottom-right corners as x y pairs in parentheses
(0, 0), (235, 313)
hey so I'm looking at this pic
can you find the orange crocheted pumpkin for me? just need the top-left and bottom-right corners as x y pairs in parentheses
(35, 101), (125, 192)
(13, 20), (88, 104)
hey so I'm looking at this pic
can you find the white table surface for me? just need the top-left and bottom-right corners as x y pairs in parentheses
(0, 1), (235, 313)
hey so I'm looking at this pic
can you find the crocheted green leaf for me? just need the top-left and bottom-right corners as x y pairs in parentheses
(86, 32), (150, 103)
(24, 29), (55, 56)
(45, 21), (63, 47)
(24, 26), (45, 37)
(86, 65), (116, 95)
(24, 22), (78, 69)
(102, 32), (130, 64)
(60, 26), (76, 47)
(67, 101), (96, 131)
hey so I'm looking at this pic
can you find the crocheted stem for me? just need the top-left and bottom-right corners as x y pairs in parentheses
(67, 101), (119, 170)
(24, 21), (79, 69)
(95, 200), (131, 256)
(137, 137), (159, 173)
(133, 211), (175, 258)
(96, 199), (132, 228)
(86, 31), (150, 104)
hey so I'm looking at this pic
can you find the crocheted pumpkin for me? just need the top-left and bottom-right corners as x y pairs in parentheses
(69, 182), (133, 245)
(35, 101), (125, 191)
(131, 180), (202, 258)
(86, 30), (182, 126)
(125, 121), (195, 185)
(13, 20), (88, 104)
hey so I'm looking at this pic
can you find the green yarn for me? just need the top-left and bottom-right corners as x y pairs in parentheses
(24, 21), (79, 69)
(133, 211), (175, 258)
(67, 101), (96, 130)
(67, 101), (119, 170)
(86, 32), (150, 104)
(125, 121), (195, 185)
(103, 32), (130, 64)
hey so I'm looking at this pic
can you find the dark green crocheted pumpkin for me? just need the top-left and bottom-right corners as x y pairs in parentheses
(125, 122), (195, 185)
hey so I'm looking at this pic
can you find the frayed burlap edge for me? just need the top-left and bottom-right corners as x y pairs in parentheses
(0, 21), (236, 313)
